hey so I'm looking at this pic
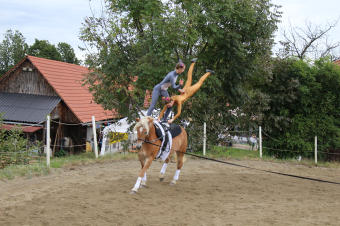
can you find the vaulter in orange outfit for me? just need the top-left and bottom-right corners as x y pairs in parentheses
(158, 58), (214, 123)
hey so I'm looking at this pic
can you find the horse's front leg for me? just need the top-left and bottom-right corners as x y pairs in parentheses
(159, 158), (170, 182)
(131, 156), (154, 194)
(138, 151), (147, 187)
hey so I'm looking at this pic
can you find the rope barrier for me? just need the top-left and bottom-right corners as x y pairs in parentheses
(51, 144), (87, 148)
(262, 144), (340, 156)
(185, 152), (340, 185)
(50, 118), (120, 126)
(137, 135), (340, 185)
(263, 146), (309, 153)
(50, 120), (85, 126)
(261, 129), (340, 156)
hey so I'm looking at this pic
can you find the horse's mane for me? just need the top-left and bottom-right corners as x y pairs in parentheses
(134, 116), (153, 135)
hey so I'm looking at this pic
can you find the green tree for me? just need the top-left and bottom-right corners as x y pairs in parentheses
(57, 42), (80, 64)
(27, 39), (62, 61)
(0, 29), (28, 76)
(80, 0), (281, 139)
(261, 58), (340, 159)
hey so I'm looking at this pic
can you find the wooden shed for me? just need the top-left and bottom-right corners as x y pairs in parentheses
(0, 55), (116, 154)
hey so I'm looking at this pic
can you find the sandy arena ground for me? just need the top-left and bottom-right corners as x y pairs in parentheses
(0, 157), (340, 226)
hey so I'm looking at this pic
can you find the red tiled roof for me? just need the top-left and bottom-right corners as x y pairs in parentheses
(26, 56), (115, 123)
(1, 124), (43, 133)
(334, 60), (340, 66)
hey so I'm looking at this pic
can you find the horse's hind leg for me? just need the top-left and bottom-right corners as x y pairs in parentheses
(159, 158), (170, 181)
(171, 151), (184, 185)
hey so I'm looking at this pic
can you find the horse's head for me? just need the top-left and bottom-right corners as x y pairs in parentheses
(134, 116), (154, 150)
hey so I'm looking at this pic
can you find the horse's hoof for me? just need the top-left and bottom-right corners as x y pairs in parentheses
(140, 183), (148, 188)
(170, 180), (177, 185)
(159, 177), (164, 182)
(130, 190), (137, 194)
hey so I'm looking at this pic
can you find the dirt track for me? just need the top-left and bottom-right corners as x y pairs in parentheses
(0, 158), (340, 226)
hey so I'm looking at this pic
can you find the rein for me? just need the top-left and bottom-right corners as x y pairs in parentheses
(138, 137), (161, 145)
(138, 136), (162, 144)
(137, 124), (164, 145)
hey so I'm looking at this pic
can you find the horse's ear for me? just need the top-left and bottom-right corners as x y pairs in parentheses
(136, 118), (140, 122)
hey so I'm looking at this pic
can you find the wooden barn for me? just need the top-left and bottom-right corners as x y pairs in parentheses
(0, 55), (116, 154)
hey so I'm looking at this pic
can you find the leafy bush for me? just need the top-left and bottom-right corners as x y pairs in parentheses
(0, 119), (42, 168)
(54, 149), (67, 157)
(0, 125), (27, 153)
(262, 58), (340, 159)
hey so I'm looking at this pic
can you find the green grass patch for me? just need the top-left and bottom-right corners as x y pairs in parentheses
(50, 152), (138, 168)
(193, 145), (340, 168)
(201, 145), (259, 160)
(0, 163), (49, 180)
(0, 152), (138, 180)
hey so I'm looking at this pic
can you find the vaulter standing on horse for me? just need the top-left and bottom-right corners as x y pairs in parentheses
(146, 60), (186, 121)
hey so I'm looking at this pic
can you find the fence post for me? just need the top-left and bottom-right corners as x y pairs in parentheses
(315, 136), (317, 165)
(203, 122), (206, 156)
(259, 126), (262, 158)
(46, 115), (50, 167)
(92, 116), (99, 158)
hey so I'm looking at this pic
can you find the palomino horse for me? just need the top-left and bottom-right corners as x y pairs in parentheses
(131, 116), (187, 193)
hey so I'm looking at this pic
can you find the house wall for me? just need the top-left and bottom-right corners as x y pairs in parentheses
(0, 58), (94, 153)
(56, 101), (80, 123)
(0, 61), (57, 96)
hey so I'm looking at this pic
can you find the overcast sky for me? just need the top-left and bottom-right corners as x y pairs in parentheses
(0, 0), (103, 61)
(1, 0), (340, 61)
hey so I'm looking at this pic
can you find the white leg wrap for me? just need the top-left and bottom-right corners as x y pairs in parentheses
(173, 169), (181, 181)
(132, 177), (142, 191)
(142, 172), (147, 182)
(160, 163), (168, 175)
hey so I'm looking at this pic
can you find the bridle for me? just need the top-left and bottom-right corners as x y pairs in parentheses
(137, 124), (164, 146)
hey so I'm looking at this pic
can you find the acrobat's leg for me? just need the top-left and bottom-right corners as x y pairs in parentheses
(158, 105), (168, 121)
(183, 58), (197, 90)
(147, 86), (161, 116)
(189, 70), (213, 94)
(162, 107), (172, 121)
